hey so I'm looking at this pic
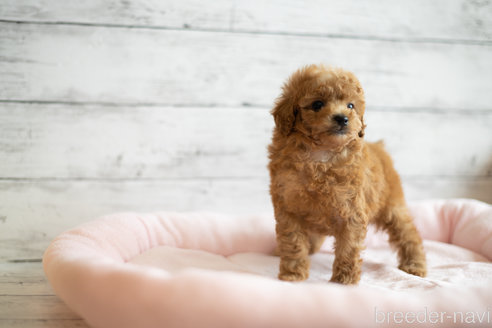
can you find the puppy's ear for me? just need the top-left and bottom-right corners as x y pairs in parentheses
(271, 91), (298, 136)
(358, 115), (366, 138)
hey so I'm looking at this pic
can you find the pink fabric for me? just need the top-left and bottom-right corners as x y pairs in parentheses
(43, 199), (492, 328)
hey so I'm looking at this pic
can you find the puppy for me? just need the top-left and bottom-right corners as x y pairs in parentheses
(268, 64), (426, 284)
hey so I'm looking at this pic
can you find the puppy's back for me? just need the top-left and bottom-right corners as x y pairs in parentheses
(365, 140), (406, 204)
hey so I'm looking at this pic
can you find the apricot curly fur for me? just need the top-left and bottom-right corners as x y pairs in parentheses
(268, 64), (427, 284)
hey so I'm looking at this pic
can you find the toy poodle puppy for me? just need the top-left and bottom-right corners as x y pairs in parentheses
(268, 64), (427, 284)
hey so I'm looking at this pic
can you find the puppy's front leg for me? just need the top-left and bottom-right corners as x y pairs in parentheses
(330, 219), (367, 285)
(276, 218), (310, 281)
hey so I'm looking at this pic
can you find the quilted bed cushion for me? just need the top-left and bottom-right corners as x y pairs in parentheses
(43, 199), (492, 328)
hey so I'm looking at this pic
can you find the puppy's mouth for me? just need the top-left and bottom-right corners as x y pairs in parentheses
(309, 126), (351, 141)
(328, 125), (349, 136)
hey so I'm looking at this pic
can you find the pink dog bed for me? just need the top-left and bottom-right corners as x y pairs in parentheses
(43, 199), (492, 328)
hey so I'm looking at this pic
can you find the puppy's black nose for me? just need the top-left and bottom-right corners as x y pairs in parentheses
(333, 114), (349, 127)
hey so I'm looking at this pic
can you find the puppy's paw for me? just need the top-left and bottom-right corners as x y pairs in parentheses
(330, 264), (361, 285)
(329, 272), (360, 285)
(278, 271), (308, 282)
(399, 262), (427, 277)
(278, 257), (310, 281)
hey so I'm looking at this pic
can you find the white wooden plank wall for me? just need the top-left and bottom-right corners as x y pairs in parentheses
(0, 1), (491, 326)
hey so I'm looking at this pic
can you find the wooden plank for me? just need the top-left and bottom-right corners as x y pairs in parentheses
(0, 262), (52, 296)
(0, 263), (88, 326)
(0, 262), (82, 324)
(0, 295), (81, 320)
(1, 0), (490, 42)
(0, 104), (272, 179)
(364, 110), (492, 178)
(1, 23), (491, 110)
(0, 0), (233, 30)
(0, 178), (490, 261)
(0, 320), (88, 328)
(1, 103), (491, 179)
(234, 0), (492, 42)
(402, 177), (492, 203)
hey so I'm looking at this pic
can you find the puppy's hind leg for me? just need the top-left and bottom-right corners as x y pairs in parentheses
(380, 206), (427, 277)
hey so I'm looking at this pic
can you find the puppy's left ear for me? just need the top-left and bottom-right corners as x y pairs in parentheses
(358, 116), (366, 138)
(271, 91), (298, 136)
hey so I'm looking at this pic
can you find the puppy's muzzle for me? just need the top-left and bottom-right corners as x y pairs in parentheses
(333, 114), (349, 127)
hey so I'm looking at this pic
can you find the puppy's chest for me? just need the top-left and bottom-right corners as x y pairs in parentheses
(296, 162), (354, 194)
(282, 161), (358, 212)
(284, 163), (357, 233)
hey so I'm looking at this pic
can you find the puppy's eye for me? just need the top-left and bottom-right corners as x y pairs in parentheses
(347, 103), (354, 109)
(311, 100), (324, 112)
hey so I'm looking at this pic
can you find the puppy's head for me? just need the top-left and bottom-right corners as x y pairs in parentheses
(272, 64), (366, 148)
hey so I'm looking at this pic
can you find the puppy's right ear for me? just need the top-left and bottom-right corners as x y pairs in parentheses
(271, 91), (298, 136)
